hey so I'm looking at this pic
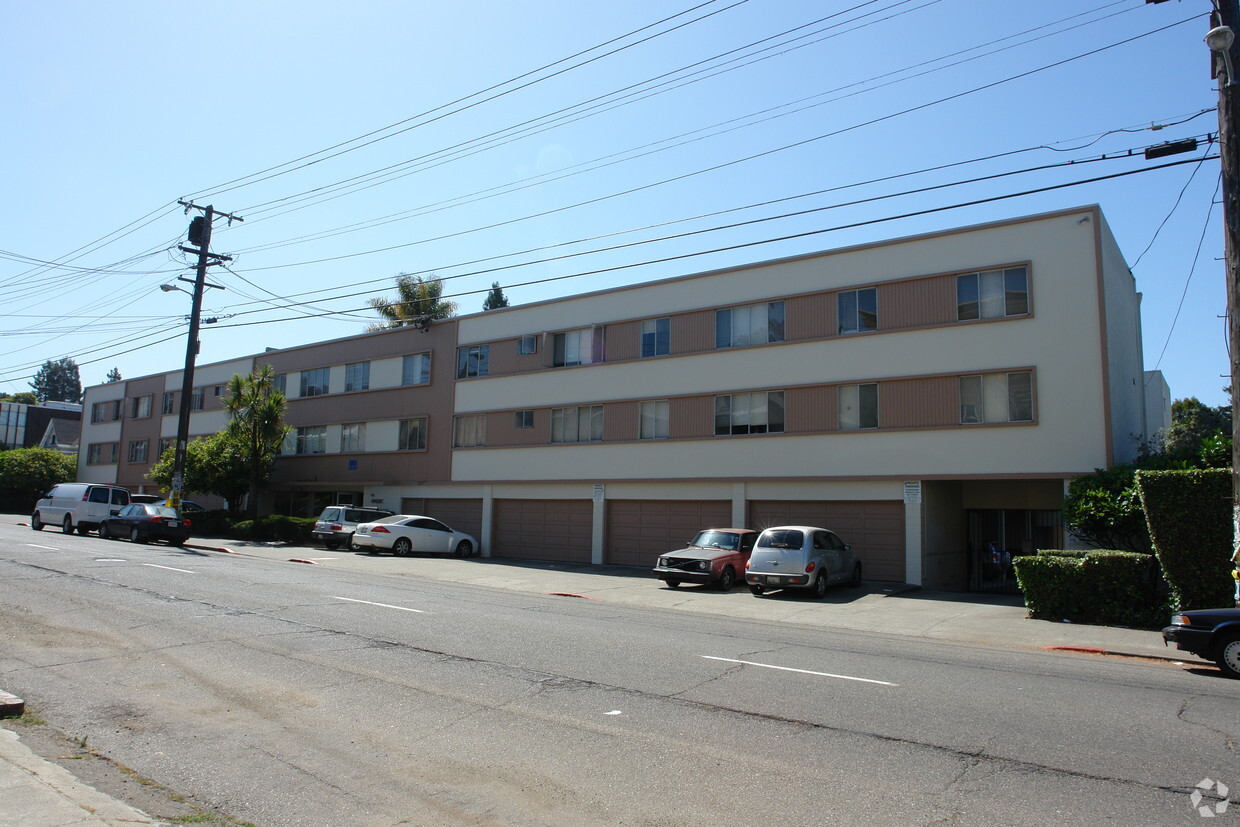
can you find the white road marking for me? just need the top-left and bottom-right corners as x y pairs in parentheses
(25, 544), (60, 550)
(142, 563), (195, 573)
(95, 558), (127, 563)
(332, 596), (425, 613)
(702, 656), (897, 686)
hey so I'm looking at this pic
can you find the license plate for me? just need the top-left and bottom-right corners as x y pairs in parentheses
(765, 575), (785, 584)
(167, 520), (179, 527)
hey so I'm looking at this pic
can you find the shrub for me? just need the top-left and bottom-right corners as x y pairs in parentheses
(0, 448), (76, 512)
(1013, 550), (1166, 628)
(188, 509), (235, 538)
(1136, 469), (1233, 611)
(229, 515), (316, 543)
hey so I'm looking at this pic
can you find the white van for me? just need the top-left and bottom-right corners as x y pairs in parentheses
(32, 483), (132, 535)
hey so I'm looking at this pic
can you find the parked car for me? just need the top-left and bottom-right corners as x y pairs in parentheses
(1162, 608), (1240, 679)
(131, 495), (206, 512)
(31, 483), (131, 535)
(653, 528), (758, 590)
(744, 525), (861, 598)
(353, 515), (478, 557)
(99, 504), (192, 546)
(312, 505), (394, 550)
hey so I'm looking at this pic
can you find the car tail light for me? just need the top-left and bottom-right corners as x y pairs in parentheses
(330, 523), (343, 531)
(372, 525), (390, 533)
(805, 561), (816, 573)
(150, 516), (164, 524)
(184, 518), (193, 529)
(745, 559), (751, 569)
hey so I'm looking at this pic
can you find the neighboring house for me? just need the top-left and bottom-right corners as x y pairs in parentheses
(0, 400), (82, 451)
(78, 205), (1155, 591)
(39, 417), (81, 456)
(1142, 370), (1173, 446)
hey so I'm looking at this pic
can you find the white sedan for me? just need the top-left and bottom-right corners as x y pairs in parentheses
(352, 515), (479, 557)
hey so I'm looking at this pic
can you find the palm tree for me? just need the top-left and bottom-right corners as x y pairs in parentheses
(223, 365), (291, 518)
(367, 274), (457, 331)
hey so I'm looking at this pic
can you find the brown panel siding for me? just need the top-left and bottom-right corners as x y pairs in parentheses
(671, 396), (714, 439)
(674, 310), (715, 354)
(786, 386), (833, 433)
(880, 276), (956, 331)
(284, 386), (439, 426)
(880, 376), (959, 429)
(606, 320), (640, 362)
(748, 500), (905, 581)
(114, 374), (168, 490)
(423, 498), (484, 544)
(605, 401), (639, 442)
(260, 319), (459, 372)
(787, 293), (832, 341)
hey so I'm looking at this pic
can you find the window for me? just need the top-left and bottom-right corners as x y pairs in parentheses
(300, 367), (330, 397)
(91, 400), (120, 423)
(519, 335), (538, 355)
(551, 405), (604, 443)
(158, 437), (175, 458)
(838, 289), (877, 334)
(341, 422), (366, 453)
(126, 439), (148, 463)
(639, 400), (669, 440)
(189, 388), (204, 411)
(212, 385), (224, 397)
(456, 345), (489, 379)
(295, 425), (327, 454)
(959, 372), (1033, 424)
(129, 395), (152, 419)
(515, 410), (535, 429)
(453, 414), (486, 447)
(553, 327), (604, 367)
(86, 443), (119, 465)
(715, 302), (785, 348)
(838, 383), (878, 430)
(714, 391), (785, 435)
(398, 417), (427, 451)
(344, 361), (370, 392)
(957, 267), (1029, 321)
(272, 373), (287, 395)
(641, 318), (670, 358)
(161, 392), (175, 415)
(402, 353), (431, 386)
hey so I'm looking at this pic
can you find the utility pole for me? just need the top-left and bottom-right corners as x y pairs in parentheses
(1205, 1), (1240, 565)
(169, 202), (240, 510)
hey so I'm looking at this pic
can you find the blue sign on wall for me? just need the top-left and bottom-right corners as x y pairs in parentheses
(347, 459), (358, 471)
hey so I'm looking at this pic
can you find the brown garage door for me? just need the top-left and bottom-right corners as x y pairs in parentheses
(748, 500), (905, 582)
(606, 500), (733, 567)
(424, 499), (483, 544)
(493, 499), (592, 563)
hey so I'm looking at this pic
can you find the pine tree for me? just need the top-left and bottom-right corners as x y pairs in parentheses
(105, 367), (122, 383)
(482, 282), (510, 311)
(30, 358), (82, 404)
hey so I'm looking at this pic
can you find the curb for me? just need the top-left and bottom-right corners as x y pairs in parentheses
(0, 690), (25, 718)
(1040, 644), (1185, 664)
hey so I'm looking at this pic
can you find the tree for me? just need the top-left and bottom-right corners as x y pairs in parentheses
(1160, 397), (1232, 465)
(482, 281), (510, 311)
(30, 357), (82, 404)
(0, 392), (37, 405)
(1063, 464), (1153, 554)
(223, 365), (291, 518)
(146, 433), (250, 513)
(367, 274), (456, 332)
(105, 367), (122, 383)
(0, 447), (76, 511)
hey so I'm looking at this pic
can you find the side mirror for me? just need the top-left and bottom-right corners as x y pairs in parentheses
(110, 509), (120, 516)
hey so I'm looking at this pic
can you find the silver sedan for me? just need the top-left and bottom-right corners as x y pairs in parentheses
(352, 514), (479, 557)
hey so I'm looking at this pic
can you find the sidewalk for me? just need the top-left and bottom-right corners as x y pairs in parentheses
(3, 526), (1185, 825)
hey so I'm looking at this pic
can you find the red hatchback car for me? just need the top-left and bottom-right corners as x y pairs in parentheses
(653, 529), (758, 590)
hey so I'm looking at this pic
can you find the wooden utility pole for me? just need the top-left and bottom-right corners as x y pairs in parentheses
(170, 202), (239, 510)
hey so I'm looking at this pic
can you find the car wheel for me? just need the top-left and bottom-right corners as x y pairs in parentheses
(324, 540), (339, 550)
(130, 527), (146, 544)
(62, 515), (74, 535)
(849, 562), (863, 588)
(749, 584), (765, 596)
(455, 540), (473, 557)
(171, 538), (186, 548)
(1217, 632), (1240, 679)
(666, 580), (681, 589)
(812, 572), (829, 599)
(99, 524), (109, 540)
(344, 533), (356, 551)
(77, 524), (90, 536)
(717, 567), (736, 591)
(31, 512), (43, 531)
(393, 537), (413, 556)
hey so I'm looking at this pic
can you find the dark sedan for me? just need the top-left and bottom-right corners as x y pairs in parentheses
(99, 504), (193, 546)
(1162, 608), (1240, 678)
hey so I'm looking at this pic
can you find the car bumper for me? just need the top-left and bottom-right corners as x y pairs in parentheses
(351, 535), (384, 549)
(1162, 625), (1214, 658)
(653, 567), (715, 585)
(745, 572), (811, 587)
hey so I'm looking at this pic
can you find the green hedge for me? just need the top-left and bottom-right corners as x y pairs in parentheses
(1013, 550), (1165, 627)
(228, 515), (317, 543)
(1135, 469), (1233, 611)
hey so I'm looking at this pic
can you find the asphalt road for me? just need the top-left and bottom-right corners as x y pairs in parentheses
(1, 521), (1237, 826)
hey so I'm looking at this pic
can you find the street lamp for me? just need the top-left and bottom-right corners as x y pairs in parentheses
(1207, 24), (1237, 87)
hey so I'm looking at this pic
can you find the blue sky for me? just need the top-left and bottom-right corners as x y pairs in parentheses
(1, 0), (1229, 409)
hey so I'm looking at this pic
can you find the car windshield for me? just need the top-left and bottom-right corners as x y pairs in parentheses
(758, 529), (803, 549)
(691, 531), (739, 550)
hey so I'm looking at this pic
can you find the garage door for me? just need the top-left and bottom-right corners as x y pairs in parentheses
(748, 500), (905, 582)
(606, 500), (733, 567)
(424, 499), (483, 544)
(493, 499), (592, 563)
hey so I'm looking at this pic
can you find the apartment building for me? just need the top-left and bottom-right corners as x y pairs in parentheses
(78, 205), (1156, 590)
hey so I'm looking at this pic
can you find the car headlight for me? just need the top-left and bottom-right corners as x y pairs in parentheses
(658, 558), (669, 567)
(1170, 614), (1190, 626)
(697, 561), (710, 571)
